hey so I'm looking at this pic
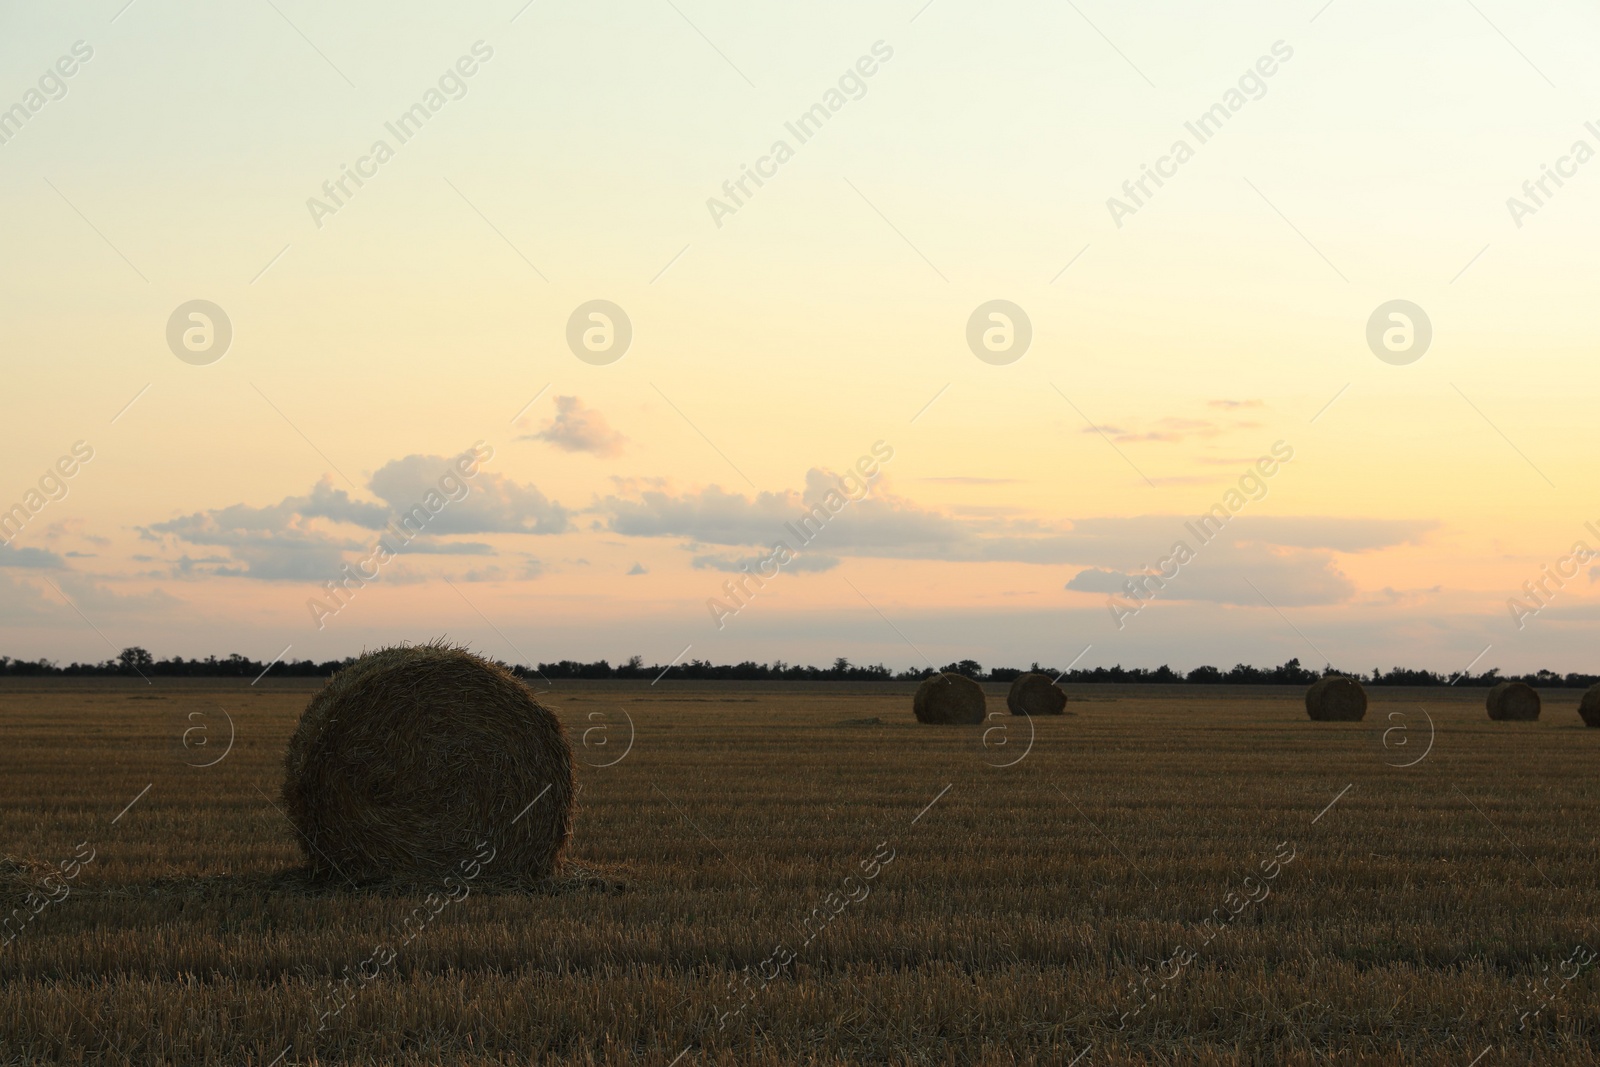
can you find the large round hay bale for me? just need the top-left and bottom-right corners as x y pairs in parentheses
(1486, 681), (1540, 721)
(1580, 684), (1600, 728)
(282, 644), (574, 885)
(1006, 672), (1067, 716)
(1305, 675), (1367, 721)
(913, 672), (986, 724)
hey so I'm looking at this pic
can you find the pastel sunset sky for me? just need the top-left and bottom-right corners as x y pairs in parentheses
(3, 0), (1598, 673)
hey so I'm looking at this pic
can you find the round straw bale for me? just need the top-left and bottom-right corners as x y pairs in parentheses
(282, 643), (574, 885)
(913, 672), (986, 724)
(1581, 684), (1600, 728)
(1304, 675), (1367, 721)
(1486, 681), (1540, 721)
(1006, 672), (1068, 716)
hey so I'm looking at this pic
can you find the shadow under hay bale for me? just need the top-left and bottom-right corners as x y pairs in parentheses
(1305, 675), (1367, 721)
(1581, 685), (1600, 728)
(1486, 681), (1540, 721)
(33, 862), (626, 912)
(249, 862), (626, 898)
(281, 642), (575, 888)
(912, 672), (986, 725)
(1006, 672), (1068, 716)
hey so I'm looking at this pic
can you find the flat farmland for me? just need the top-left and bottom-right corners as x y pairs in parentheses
(0, 679), (1596, 1065)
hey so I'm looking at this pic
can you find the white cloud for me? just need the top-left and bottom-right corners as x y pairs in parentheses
(1066, 540), (1357, 607)
(600, 472), (1433, 574)
(368, 455), (570, 535)
(145, 502), (362, 580)
(519, 396), (626, 458)
(143, 452), (569, 580)
(1064, 567), (1126, 593)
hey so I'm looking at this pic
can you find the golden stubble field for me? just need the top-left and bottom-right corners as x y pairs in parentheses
(0, 678), (1596, 1066)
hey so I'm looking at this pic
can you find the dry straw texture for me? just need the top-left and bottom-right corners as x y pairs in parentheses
(912, 672), (986, 724)
(1304, 676), (1367, 721)
(1486, 680), (1540, 721)
(1006, 672), (1068, 716)
(11, 680), (1600, 1064)
(1581, 684), (1600, 728)
(282, 643), (574, 886)
(0, 856), (60, 908)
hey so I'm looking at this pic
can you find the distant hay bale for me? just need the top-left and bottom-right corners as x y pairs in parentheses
(1304, 676), (1367, 721)
(1581, 685), (1600, 728)
(1006, 672), (1068, 716)
(282, 643), (574, 886)
(912, 672), (986, 725)
(1486, 681), (1540, 721)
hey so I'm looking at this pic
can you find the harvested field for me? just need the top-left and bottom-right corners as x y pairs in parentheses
(1, 678), (1597, 1065)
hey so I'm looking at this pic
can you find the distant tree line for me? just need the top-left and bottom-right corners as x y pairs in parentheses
(0, 648), (352, 678)
(1, 649), (1594, 688)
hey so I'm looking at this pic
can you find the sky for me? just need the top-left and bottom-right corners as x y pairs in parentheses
(2, 0), (1599, 675)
